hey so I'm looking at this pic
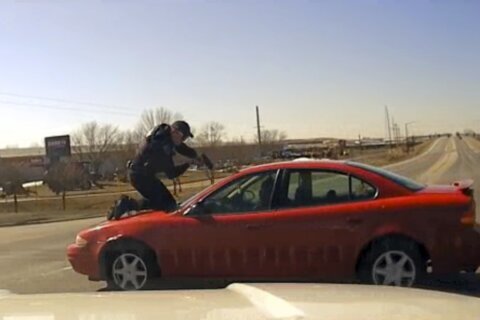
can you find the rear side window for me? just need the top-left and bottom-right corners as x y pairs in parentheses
(311, 171), (350, 202)
(351, 176), (377, 200)
(347, 161), (425, 191)
(281, 169), (377, 209)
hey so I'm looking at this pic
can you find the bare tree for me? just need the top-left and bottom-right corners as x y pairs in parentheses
(44, 160), (92, 209)
(197, 122), (226, 147)
(135, 107), (183, 139)
(72, 121), (122, 173)
(226, 136), (247, 145)
(120, 130), (138, 154)
(0, 161), (30, 212)
(44, 161), (91, 194)
(117, 129), (138, 169)
(255, 129), (287, 145)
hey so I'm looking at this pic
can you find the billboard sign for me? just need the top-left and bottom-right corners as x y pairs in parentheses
(45, 135), (71, 165)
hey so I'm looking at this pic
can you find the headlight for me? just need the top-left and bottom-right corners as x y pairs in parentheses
(75, 235), (88, 248)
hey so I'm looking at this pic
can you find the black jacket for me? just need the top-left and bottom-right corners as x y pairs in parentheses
(130, 124), (198, 179)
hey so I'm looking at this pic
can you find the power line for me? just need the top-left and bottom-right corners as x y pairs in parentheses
(0, 99), (138, 117)
(0, 91), (135, 112)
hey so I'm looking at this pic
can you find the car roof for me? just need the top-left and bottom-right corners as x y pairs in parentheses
(240, 159), (349, 174)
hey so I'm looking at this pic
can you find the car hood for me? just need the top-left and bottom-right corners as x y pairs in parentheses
(1, 283), (479, 320)
(97, 209), (174, 227)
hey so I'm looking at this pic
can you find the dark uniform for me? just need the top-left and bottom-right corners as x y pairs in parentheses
(128, 122), (198, 212)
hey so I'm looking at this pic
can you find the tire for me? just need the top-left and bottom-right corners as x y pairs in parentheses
(357, 238), (426, 287)
(106, 249), (158, 291)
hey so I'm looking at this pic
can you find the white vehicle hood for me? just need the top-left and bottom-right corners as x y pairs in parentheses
(1, 283), (479, 320)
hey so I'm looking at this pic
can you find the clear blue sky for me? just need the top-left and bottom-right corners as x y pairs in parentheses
(0, 0), (479, 147)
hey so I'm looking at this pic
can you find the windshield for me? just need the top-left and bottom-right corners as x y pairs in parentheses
(347, 161), (425, 191)
(1, 0), (480, 310)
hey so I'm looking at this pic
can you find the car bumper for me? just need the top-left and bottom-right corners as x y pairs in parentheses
(67, 244), (101, 280)
(432, 227), (480, 274)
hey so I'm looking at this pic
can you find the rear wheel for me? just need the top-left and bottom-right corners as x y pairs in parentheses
(106, 249), (158, 291)
(358, 238), (426, 287)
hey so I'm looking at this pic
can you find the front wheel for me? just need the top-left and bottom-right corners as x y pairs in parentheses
(107, 252), (153, 291)
(358, 239), (426, 287)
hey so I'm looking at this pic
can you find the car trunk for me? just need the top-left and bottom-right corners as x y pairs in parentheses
(416, 180), (476, 227)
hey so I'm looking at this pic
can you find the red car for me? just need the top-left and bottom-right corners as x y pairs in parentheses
(67, 160), (479, 290)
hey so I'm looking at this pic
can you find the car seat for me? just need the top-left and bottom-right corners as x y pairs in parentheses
(257, 177), (274, 210)
(294, 177), (311, 206)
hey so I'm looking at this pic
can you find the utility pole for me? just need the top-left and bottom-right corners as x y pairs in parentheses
(256, 106), (262, 151)
(405, 121), (415, 153)
(391, 116), (397, 145)
(392, 118), (400, 146)
(405, 123), (409, 152)
(395, 123), (400, 144)
(385, 106), (392, 148)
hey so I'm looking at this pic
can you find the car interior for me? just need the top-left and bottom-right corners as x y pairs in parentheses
(201, 172), (276, 214)
(286, 171), (377, 208)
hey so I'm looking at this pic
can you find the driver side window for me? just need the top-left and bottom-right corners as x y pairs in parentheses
(202, 171), (277, 215)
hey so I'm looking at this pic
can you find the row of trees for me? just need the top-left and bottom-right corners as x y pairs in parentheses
(71, 107), (287, 173)
(0, 107), (288, 211)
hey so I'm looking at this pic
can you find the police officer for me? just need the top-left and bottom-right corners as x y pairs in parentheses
(127, 120), (208, 212)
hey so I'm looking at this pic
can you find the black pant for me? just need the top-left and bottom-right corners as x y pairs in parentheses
(129, 171), (177, 212)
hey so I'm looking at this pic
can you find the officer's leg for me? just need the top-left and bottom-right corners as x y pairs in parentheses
(149, 179), (177, 212)
(129, 173), (156, 209)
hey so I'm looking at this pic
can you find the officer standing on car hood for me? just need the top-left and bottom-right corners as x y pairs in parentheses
(127, 120), (211, 212)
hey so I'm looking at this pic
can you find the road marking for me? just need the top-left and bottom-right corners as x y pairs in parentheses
(41, 266), (72, 277)
(463, 137), (480, 154)
(228, 283), (305, 319)
(417, 138), (458, 184)
(384, 137), (444, 170)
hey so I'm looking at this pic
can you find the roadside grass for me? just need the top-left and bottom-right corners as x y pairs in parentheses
(0, 187), (205, 227)
(17, 170), (229, 199)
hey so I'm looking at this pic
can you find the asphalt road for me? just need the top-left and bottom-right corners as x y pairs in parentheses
(1, 136), (480, 296)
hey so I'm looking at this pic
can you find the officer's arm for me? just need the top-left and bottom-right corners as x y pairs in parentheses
(173, 163), (190, 178)
(175, 143), (198, 159)
(163, 157), (190, 180)
(163, 157), (178, 180)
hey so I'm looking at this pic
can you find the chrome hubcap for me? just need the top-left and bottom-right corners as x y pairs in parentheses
(372, 250), (416, 286)
(112, 253), (148, 290)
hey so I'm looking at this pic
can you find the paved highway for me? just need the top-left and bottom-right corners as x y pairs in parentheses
(1, 136), (480, 295)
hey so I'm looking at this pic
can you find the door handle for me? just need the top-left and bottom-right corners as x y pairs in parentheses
(246, 224), (267, 230)
(346, 217), (363, 226)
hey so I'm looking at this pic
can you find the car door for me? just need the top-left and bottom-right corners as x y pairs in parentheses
(159, 170), (281, 279)
(263, 168), (380, 280)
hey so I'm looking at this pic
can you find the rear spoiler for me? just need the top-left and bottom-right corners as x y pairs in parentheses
(453, 179), (474, 196)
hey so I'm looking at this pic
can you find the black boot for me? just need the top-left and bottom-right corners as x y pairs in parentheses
(107, 195), (139, 220)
